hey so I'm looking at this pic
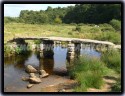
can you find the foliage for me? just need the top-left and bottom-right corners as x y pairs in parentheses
(63, 4), (121, 24)
(109, 19), (121, 31)
(4, 4), (121, 24)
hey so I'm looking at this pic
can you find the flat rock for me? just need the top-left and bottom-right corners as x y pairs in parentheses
(25, 65), (37, 73)
(40, 73), (49, 78)
(39, 70), (49, 78)
(29, 77), (42, 84)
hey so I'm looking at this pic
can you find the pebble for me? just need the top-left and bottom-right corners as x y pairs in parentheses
(27, 84), (34, 88)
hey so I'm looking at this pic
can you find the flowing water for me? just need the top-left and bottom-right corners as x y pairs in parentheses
(4, 44), (101, 92)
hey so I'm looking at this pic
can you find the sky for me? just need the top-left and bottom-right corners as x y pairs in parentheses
(4, 4), (75, 17)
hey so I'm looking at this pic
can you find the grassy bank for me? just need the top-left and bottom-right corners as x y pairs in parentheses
(101, 50), (121, 92)
(4, 23), (121, 44)
(69, 49), (121, 92)
(69, 56), (109, 91)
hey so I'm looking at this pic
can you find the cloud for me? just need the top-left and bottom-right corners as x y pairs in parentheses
(4, 4), (75, 17)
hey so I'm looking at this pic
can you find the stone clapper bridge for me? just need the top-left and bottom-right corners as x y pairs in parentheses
(8, 37), (120, 60)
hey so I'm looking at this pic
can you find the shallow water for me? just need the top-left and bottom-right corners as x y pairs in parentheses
(4, 44), (101, 92)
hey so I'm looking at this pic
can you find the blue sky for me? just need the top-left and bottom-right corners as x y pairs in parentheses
(4, 4), (75, 17)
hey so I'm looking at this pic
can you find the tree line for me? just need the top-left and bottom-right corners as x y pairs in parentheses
(4, 4), (121, 24)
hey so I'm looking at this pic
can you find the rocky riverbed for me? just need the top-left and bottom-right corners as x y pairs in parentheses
(5, 65), (77, 92)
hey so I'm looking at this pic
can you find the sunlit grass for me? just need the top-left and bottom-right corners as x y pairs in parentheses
(101, 50), (121, 74)
(69, 56), (109, 91)
(69, 49), (121, 92)
(4, 23), (121, 44)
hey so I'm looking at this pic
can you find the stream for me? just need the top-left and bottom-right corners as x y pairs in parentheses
(4, 44), (101, 92)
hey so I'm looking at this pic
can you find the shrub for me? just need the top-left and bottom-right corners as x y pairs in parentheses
(109, 19), (121, 31)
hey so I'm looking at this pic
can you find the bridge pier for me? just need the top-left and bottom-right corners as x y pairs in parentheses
(39, 52), (54, 74)
(67, 43), (75, 60)
(39, 43), (44, 57)
(66, 42), (81, 60)
(74, 43), (81, 58)
(39, 40), (54, 72)
(39, 40), (54, 58)
(42, 40), (54, 58)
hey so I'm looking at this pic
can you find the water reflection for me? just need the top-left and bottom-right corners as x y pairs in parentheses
(4, 51), (32, 69)
(4, 51), (32, 91)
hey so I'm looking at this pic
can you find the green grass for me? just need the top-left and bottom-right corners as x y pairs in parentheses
(111, 77), (121, 92)
(101, 50), (121, 74)
(101, 49), (121, 92)
(4, 23), (121, 44)
(69, 56), (109, 91)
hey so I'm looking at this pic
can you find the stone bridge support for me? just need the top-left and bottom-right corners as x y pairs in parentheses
(74, 43), (81, 58)
(66, 42), (81, 61)
(39, 40), (54, 72)
(67, 43), (75, 60)
(39, 40), (54, 58)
